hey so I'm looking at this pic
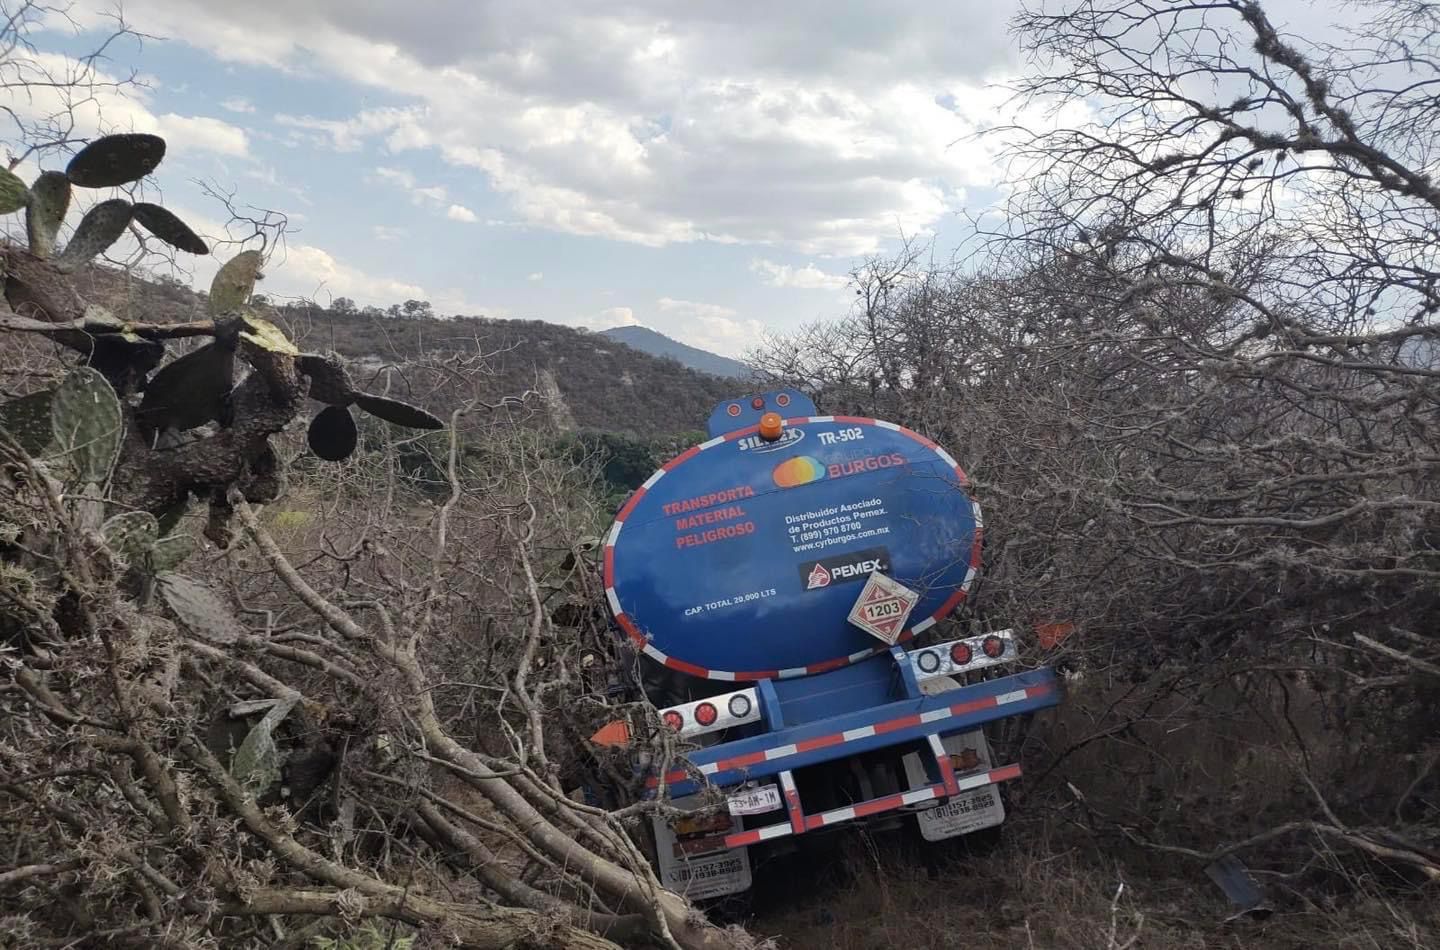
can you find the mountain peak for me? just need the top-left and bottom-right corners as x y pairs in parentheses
(599, 325), (751, 379)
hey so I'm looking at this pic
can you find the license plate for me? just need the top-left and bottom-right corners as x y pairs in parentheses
(727, 784), (782, 816)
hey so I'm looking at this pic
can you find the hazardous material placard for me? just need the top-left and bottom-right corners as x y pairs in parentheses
(847, 572), (919, 644)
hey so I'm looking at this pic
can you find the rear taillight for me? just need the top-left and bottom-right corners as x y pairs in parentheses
(911, 630), (1016, 682)
(657, 688), (761, 738)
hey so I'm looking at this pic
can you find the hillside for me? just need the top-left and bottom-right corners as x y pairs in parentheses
(289, 310), (736, 435)
(78, 268), (737, 437)
(600, 325), (752, 378)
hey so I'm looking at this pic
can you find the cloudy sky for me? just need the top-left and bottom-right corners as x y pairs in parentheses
(23, 0), (1321, 356)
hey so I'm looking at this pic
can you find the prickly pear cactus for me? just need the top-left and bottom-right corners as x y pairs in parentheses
(239, 311), (298, 355)
(0, 168), (29, 215)
(131, 203), (208, 255)
(50, 367), (122, 483)
(354, 393), (445, 429)
(56, 199), (134, 272)
(101, 511), (159, 563)
(231, 694), (299, 797)
(210, 251), (263, 315)
(26, 171), (71, 259)
(146, 534), (196, 574)
(297, 353), (357, 406)
(65, 133), (166, 188)
(308, 405), (358, 461)
(158, 572), (244, 644)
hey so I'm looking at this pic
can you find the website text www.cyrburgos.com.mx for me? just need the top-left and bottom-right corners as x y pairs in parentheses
(792, 525), (891, 553)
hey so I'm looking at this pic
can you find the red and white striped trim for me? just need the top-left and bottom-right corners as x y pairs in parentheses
(929, 733), (960, 797)
(720, 764), (1021, 848)
(647, 682), (1053, 789)
(605, 416), (983, 681)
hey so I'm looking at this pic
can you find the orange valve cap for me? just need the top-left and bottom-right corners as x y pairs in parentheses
(759, 411), (784, 441)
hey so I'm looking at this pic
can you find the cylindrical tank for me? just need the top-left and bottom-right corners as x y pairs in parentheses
(603, 414), (981, 682)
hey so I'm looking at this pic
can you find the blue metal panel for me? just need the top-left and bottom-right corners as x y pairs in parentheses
(705, 389), (817, 438)
(662, 667), (1060, 797)
(890, 644), (923, 700)
(755, 677), (785, 730)
(771, 653), (897, 726)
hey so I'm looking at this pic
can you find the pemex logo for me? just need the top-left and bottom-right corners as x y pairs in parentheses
(806, 562), (832, 589)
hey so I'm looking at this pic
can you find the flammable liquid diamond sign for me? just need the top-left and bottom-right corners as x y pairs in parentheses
(847, 572), (919, 644)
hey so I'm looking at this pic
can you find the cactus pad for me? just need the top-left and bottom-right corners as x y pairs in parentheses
(238, 312), (299, 355)
(209, 251), (263, 315)
(146, 534), (196, 574)
(297, 352), (357, 405)
(56, 199), (134, 271)
(0, 388), (55, 455)
(137, 341), (236, 433)
(354, 393), (444, 430)
(66, 133), (167, 188)
(0, 168), (29, 215)
(307, 406), (358, 461)
(231, 694), (298, 796)
(102, 511), (160, 563)
(132, 203), (208, 255)
(158, 572), (244, 644)
(26, 171), (71, 259)
(51, 366), (123, 482)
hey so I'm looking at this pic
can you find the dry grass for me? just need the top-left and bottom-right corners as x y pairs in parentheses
(747, 830), (1437, 949)
(744, 672), (1438, 950)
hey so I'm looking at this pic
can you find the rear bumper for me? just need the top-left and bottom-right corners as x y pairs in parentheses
(648, 666), (1060, 798)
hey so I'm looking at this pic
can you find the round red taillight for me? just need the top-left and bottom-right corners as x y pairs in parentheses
(728, 693), (752, 718)
(776, 393), (791, 407)
(751, 397), (766, 410)
(662, 710), (684, 731)
(726, 403), (741, 417)
(982, 636), (1005, 659)
(694, 702), (718, 727)
(950, 642), (973, 666)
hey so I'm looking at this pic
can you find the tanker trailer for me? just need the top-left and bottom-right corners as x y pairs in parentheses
(597, 388), (1062, 899)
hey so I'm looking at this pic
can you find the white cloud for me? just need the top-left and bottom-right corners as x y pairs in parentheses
(527, 272), (544, 282)
(654, 297), (765, 356)
(372, 224), (406, 241)
(657, 296), (738, 320)
(88, 2), (1023, 254)
(374, 166), (416, 189)
(154, 113), (249, 156)
(221, 96), (255, 113)
(751, 258), (849, 291)
(601, 306), (640, 327)
(373, 165), (478, 225)
(274, 244), (428, 307)
(572, 305), (641, 330)
(0, 51), (250, 160)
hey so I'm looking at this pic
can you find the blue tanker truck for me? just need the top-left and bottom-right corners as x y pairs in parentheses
(597, 389), (1063, 898)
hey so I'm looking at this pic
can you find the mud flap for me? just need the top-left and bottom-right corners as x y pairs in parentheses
(901, 730), (1007, 841)
(650, 792), (753, 899)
